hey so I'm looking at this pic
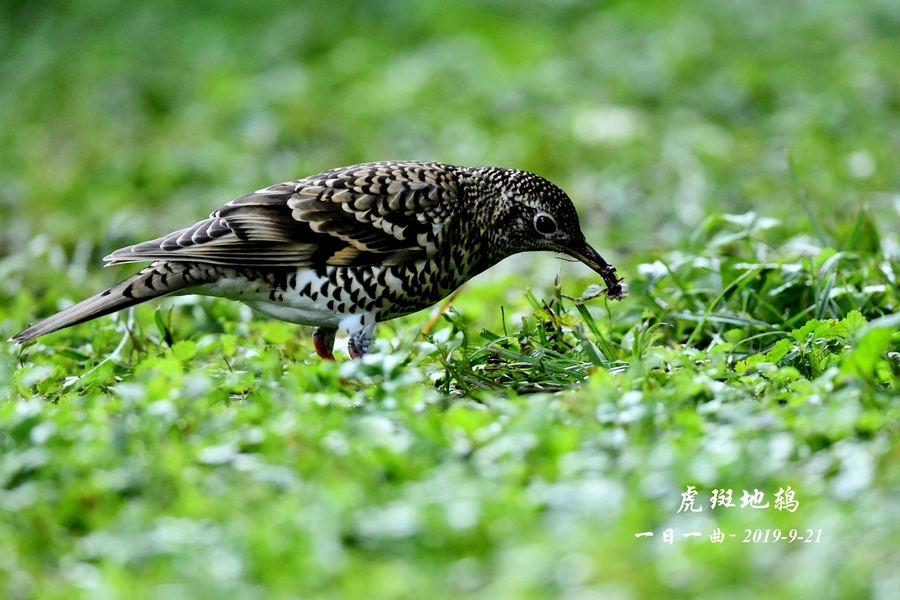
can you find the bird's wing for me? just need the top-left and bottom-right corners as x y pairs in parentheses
(104, 162), (462, 268)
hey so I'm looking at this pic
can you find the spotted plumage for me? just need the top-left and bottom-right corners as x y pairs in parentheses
(11, 161), (627, 358)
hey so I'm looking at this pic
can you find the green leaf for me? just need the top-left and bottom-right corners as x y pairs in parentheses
(155, 308), (174, 347)
(792, 319), (823, 343)
(812, 319), (848, 341)
(859, 312), (900, 338)
(841, 309), (867, 337)
(171, 340), (197, 362)
(841, 327), (893, 384)
(765, 338), (796, 363)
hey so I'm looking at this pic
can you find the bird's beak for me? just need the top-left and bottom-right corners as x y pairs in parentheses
(559, 240), (628, 301)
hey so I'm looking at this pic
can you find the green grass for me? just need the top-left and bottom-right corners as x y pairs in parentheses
(2, 0), (900, 598)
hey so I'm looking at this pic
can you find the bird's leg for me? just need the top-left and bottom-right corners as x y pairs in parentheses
(347, 323), (376, 359)
(312, 326), (337, 361)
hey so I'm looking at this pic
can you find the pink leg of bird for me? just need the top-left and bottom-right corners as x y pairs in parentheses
(312, 327), (337, 361)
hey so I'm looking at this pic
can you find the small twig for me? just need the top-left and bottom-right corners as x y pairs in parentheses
(420, 286), (463, 336)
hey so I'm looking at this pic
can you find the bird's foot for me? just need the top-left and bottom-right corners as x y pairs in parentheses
(347, 323), (376, 359)
(312, 326), (337, 361)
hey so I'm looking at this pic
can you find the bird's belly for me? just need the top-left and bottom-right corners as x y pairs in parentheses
(242, 300), (341, 328)
(192, 269), (345, 328)
(190, 260), (469, 330)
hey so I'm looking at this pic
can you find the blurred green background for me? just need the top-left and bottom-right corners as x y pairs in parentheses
(3, 0), (898, 262)
(2, 0), (900, 598)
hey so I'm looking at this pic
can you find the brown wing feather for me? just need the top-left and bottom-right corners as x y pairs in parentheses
(104, 161), (463, 269)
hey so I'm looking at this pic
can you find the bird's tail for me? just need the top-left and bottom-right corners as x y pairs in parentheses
(10, 261), (215, 343)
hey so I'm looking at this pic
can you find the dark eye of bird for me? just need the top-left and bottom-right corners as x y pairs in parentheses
(534, 213), (557, 235)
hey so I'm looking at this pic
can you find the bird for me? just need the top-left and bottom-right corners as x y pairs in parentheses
(10, 161), (627, 359)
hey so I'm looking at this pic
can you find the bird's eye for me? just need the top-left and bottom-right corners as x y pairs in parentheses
(534, 213), (558, 235)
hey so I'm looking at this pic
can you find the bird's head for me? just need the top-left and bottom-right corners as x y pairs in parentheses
(467, 167), (627, 300)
